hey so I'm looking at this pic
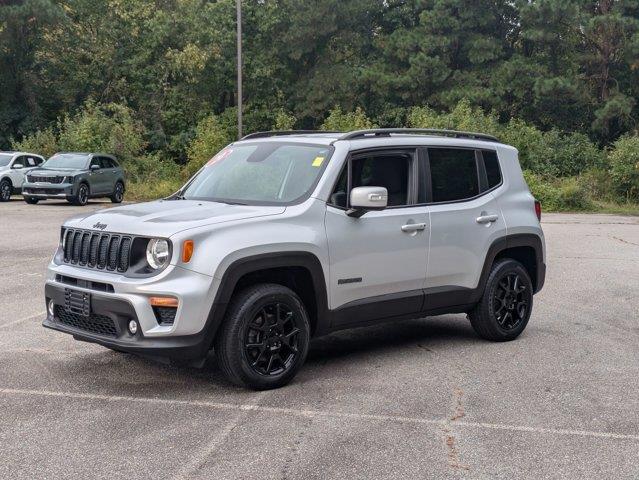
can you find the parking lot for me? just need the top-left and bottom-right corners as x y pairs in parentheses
(0, 198), (638, 479)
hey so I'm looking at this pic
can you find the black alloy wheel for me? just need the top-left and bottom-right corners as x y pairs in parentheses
(493, 273), (529, 330)
(244, 302), (301, 376)
(73, 184), (89, 206)
(469, 259), (533, 341)
(215, 283), (311, 390)
(111, 182), (124, 203)
(0, 180), (11, 202)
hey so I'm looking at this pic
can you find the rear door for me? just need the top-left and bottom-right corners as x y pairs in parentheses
(99, 157), (118, 192)
(421, 147), (506, 298)
(325, 148), (430, 327)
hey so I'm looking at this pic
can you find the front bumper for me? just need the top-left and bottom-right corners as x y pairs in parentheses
(22, 181), (75, 198)
(43, 262), (225, 361)
(43, 284), (211, 360)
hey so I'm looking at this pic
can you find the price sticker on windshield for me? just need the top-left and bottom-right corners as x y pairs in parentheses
(206, 148), (233, 166)
(312, 156), (325, 167)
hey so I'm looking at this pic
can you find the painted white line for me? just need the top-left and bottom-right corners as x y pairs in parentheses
(172, 390), (268, 480)
(0, 311), (45, 329)
(1, 387), (637, 441)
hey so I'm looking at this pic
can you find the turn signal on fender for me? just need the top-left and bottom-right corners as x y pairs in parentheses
(182, 240), (194, 263)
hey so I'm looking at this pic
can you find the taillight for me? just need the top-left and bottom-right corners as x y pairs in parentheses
(534, 200), (542, 221)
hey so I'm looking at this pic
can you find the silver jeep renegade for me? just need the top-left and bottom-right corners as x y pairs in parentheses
(43, 129), (546, 389)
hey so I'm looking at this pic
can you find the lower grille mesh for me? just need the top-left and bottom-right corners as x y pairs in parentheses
(54, 305), (117, 337)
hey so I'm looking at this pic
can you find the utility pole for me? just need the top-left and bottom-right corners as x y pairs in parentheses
(236, 0), (243, 139)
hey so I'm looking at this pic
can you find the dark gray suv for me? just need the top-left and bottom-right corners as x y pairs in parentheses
(22, 152), (125, 206)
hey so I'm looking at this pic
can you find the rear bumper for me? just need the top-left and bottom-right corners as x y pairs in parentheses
(43, 282), (216, 362)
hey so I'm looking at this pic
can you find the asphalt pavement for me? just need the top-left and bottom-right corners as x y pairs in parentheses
(0, 197), (638, 479)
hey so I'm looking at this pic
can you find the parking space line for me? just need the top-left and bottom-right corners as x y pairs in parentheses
(1, 387), (637, 441)
(0, 311), (45, 329)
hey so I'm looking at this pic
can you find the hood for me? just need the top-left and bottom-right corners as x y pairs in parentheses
(28, 167), (86, 177)
(63, 199), (286, 237)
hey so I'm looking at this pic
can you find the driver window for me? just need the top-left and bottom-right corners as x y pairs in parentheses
(90, 157), (101, 169)
(12, 156), (24, 168)
(330, 153), (412, 208)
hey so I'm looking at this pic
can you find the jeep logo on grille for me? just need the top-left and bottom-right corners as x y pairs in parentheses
(93, 222), (108, 231)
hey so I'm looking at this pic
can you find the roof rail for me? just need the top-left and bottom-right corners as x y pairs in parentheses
(241, 130), (342, 140)
(336, 128), (500, 143)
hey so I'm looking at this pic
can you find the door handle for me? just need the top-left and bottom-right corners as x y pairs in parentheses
(401, 222), (427, 232)
(476, 214), (499, 224)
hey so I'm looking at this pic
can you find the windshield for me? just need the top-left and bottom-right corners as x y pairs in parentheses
(43, 153), (89, 170)
(181, 142), (333, 205)
(0, 154), (13, 167)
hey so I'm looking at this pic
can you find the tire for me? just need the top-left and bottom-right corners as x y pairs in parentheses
(110, 181), (124, 203)
(24, 197), (39, 204)
(214, 283), (311, 390)
(0, 179), (11, 202)
(71, 183), (89, 206)
(468, 259), (533, 342)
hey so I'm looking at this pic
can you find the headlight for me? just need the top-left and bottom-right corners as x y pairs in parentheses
(146, 239), (170, 270)
(64, 176), (74, 183)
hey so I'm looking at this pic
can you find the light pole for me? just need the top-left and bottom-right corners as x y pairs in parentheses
(236, 0), (243, 139)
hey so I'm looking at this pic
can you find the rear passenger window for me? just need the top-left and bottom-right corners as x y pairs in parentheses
(482, 150), (502, 189)
(428, 148), (479, 202)
(100, 157), (113, 169)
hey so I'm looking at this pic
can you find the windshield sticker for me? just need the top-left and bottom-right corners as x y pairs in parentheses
(312, 156), (325, 167)
(206, 148), (233, 166)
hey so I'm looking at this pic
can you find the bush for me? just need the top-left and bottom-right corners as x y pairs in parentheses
(320, 106), (376, 131)
(609, 135), (639, 201)
(408, 99), (502, 136)
(185, 114), (234, 177)
(524, 172), (593, 211)
(57, 101), (146, 163)
(11, 127), (58, 158)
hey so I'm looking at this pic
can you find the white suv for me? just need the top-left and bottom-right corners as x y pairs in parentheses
(0, 151), (46, 202)
(43, 129), (546, 389)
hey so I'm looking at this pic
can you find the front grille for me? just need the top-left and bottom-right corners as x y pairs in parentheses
(27, 175), (64, 184)
(54, 305), (117, 337)
(63, 228), (132, 273)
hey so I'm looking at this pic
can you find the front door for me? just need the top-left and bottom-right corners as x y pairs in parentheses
(325, 149), (430, 327)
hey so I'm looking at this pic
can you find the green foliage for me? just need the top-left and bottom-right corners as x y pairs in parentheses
(320, 107), (376, 131)
(12, 128), (58, 158)
(609, 136), (639, 201)
(524, 172), (593, 212)
(185, 114), (234, 177)
(274, 109), (297, 130)
(1, 0), (638, 208)
(409, 100), (605, 177)
(56, 101), (146, 163)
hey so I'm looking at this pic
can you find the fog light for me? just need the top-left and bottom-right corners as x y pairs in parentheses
(128, 320), (138, 335)
(47, 299), (55, 317)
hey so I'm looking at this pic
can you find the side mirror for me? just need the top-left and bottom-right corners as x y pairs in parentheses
(90, 164), (100, 171)
(12, 164), (23, 170)
(347, 186), (388, 218)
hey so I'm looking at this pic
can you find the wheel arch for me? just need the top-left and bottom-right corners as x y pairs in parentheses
(202, 251), (329, 350)
(478, 234), (545, 295)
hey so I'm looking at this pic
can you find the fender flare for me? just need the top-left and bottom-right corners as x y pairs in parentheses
(477, 233), (545, 295)
(201, 251), (329, 349)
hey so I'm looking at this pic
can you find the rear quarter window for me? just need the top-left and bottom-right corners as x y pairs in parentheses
(482, 150), (502, 189)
